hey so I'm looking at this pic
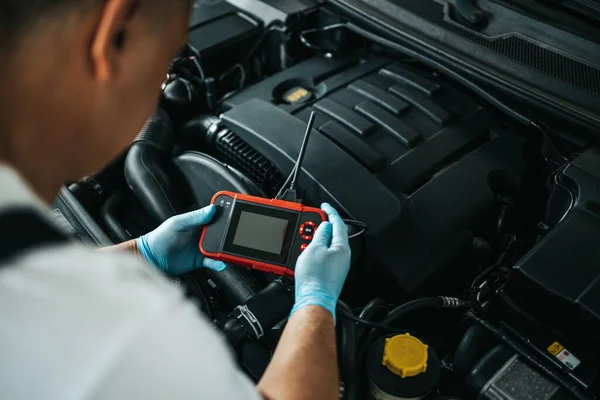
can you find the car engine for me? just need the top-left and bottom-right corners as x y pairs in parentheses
(53, 0), (600, 398)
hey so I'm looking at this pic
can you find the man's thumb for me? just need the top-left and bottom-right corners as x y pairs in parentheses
(174, 205), (217, 230)
(311, 221), (332, 247)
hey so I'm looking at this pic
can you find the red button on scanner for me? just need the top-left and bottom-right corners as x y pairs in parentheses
(300, 243), (308, 251)
(306, 221), (316, 227)
(302, 235), (313, 241)
(299, 224), (306, 235)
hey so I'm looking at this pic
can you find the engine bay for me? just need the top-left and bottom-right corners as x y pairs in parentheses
(53, 0), (600, 398)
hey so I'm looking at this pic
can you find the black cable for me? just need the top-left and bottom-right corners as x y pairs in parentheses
(299, 23), (348, 54)
(338, 306), (411, 333)
(470, 235), (515, 314)
(357, 298), (388, 344)
(383, 297), (445, 324)
(275, 173), (294, 200)
(337, 301), (360, 400)
(530, 121), (568, 162)
(219, 64), (246, 89)
(184, 43), (206, 81)
(552, 166), (576, 225)
(470, 263), (499, 315)
(358, 298), (387, 320)
(467, 312), (590, 400)
(274, 112), (316, 202)
(290, 112), (316, 191)
(240, 24), (286, 65)
(274, 113), (315, 199)
(344, 219), (368, 230)
(495, 197), (512, 238)
(344, 219), (368, 239)
(219, 23), (288, 90)
(189, 56), (205, 81)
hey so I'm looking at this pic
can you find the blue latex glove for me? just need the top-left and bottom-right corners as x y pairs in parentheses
(291, 203), (351, 319)
(136, 205), (227, 275)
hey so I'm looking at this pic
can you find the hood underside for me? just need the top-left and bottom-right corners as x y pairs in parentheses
(330, 0), (600, 137)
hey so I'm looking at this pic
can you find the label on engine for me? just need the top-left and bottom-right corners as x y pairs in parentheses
(547, 341), (564, 356)
(556, 348), (581, 370)
(548, 342), (580, 370)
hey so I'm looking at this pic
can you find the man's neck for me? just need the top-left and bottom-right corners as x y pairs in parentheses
(0, 162), (48, 209)
(0, 152), (62, 205)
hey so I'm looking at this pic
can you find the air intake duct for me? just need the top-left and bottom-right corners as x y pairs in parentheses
(125, 109), (185, 223)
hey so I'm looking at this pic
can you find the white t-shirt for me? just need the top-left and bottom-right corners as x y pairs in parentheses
(0, 166), (260, 400)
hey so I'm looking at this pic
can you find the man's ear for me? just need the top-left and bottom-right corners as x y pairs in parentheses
(90, 0), (139, 82)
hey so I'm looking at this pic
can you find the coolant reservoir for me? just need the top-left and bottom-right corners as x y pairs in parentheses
(367, 333), (441, 399)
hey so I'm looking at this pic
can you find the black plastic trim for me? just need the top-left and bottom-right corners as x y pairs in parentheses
(318, 120), (387, 171)
(380, 65), (441, 96)
(388, 85), (452, 126)
(355, 101), (422, 148)
(314, 98), (376, 137)
(348, 80), (410, 114)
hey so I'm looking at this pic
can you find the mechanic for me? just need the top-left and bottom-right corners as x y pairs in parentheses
(0, 1), (351, 399)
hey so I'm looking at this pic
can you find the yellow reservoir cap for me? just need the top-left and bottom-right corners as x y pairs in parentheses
(382, 333), (428, 378)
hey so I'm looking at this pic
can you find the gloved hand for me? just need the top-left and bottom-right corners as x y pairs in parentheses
(136, 205), (226, 275)
(291, 203), (351, 319)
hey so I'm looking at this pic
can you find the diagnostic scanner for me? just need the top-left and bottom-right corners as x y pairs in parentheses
(199, 191), (327, 276)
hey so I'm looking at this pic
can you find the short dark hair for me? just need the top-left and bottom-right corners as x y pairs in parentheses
(0, 0), (185, 48)
(0, 1), (99, 43)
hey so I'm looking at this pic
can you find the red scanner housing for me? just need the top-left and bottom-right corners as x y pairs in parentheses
(199, 191), (327, 276)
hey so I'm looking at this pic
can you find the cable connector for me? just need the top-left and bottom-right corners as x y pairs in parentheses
(280, 188), (302, 203)
(439, 297), (469, 309)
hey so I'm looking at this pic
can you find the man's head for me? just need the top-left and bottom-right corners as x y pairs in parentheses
(0, 0), (192, 201)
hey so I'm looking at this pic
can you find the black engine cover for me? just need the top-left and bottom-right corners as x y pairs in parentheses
(499, 148), (600, 388)
(220, 55), (527, 296)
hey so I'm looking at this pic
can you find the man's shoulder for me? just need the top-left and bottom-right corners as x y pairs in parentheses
(0, 243), (183, 319)
(0, 244), (261, 399)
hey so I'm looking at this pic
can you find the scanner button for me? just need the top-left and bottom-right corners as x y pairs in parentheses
(299, 224), (306, 235)
(300, 243), (308, 251)
(306, 221), (317, 227)
(302, 235), (313, 241)
(303, 225), (315, 236)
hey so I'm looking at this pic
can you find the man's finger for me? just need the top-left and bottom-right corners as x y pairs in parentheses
(175, 205), (217, 230)
(202, 258), (227, 271)
(321, 203), (348, 248)
(311, 221), (332, 248)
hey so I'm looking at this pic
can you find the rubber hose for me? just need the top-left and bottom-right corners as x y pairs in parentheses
(100, 192), (131, 243)
(453, 325), (494, 380)
(357, 298), (388, 345)
(337, 301), (360, 400)
(124, 109), (184, 223)
(382, 297), (445, 325)
(222, 278), (294, 348)
(204, 267), (264, 305)
(179, 114), (220, 147)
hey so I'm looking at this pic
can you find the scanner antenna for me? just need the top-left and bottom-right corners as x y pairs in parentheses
(275, 112), (316, 201)
(290, 112), (316, 190)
